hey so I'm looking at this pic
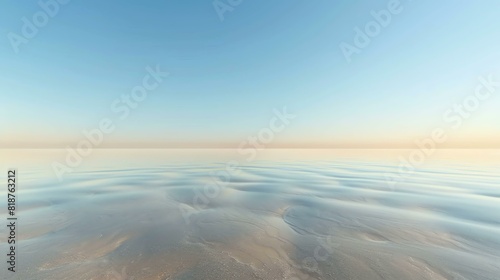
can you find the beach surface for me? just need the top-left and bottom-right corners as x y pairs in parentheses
(1, 149), (499, 279)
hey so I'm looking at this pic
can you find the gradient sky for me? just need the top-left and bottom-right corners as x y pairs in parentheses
(1, 0), (499, 148)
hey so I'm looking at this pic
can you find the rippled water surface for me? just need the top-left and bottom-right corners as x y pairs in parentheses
(1, 149), (500, 279)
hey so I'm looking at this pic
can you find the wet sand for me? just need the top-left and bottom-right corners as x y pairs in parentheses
(1, 149), (500, 279)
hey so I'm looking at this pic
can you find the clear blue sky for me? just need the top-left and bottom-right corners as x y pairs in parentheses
(1, 0), (499, 148)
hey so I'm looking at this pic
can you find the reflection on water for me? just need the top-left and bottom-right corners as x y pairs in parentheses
(1, 149), (500, 279)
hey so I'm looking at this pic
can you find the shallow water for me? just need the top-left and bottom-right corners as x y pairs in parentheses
(1, 149), (500, 279)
